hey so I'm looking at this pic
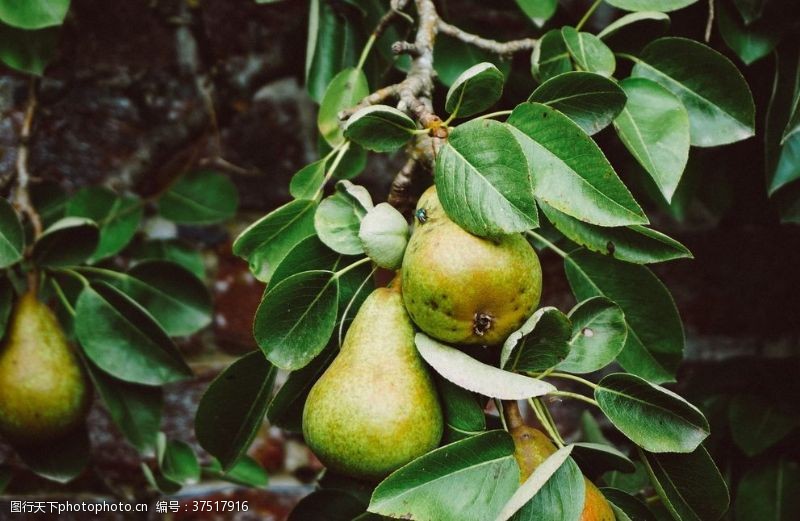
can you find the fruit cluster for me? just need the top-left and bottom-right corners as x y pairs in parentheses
(302, 187), (614, 519)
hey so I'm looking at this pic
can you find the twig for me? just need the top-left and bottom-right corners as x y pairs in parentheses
(437, 20), (537, 55)
(13, 78), (43, 239)
(388, 156), (421, 213)
(705, 0), (715, 42)
(343, 0), (442, 133)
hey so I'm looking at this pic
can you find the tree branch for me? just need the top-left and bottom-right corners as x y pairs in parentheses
(13, 78), (43, 240)
(437, 20), (537, 54)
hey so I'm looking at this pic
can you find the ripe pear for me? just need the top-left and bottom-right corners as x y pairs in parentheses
(512, 424), (615, 521)
(302, 286), (443, 480)
(402, 186), (542, 346)
(0, 290), (90, 446)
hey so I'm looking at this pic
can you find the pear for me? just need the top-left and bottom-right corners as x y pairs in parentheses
(302, 286), (443, 480)
(0, 290), (90, 446)
(512, 424), (615, 521)
(402, 186), (542, 346)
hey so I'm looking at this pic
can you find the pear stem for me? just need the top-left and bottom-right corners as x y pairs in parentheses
(503, 400), (525, 430)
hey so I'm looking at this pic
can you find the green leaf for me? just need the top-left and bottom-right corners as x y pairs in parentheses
(141, 463), (181, 494)
(415, 333), (555, 399)
(733, 0), (765, 24)
(113, 261), (212, 337)
(369, 431), (519, 521)
(601, 488), (656, 521)
(318, 68), (369, 147)
(735, 459), (800, 521)
(160, 437), (200, 485)
(531, 29), (572, 83)
(0, 22), (57, 75)
(595, 373), (709, 453)
(0, 277), (12, 340)
(514, 0), (558, 26)
(565, 250), (683, 383)
(127, 239), (205, 279)
(0, 0), (70, 29)
(561, 27), (615, 78)
(159, 170), (238, 225)
(290, 490), (367, 521)
(541, 203), (691, 264)
(642, 446), (729, 521)
(315, 181), (373, 255)
(437, 377), (486, 442)
(766, 44), (800, 195)
(501, 307), (572, 372)
(495, 444), (576, 520)
(86, 362), (162, 454)
(16, 427), (90, 484)
(557, 297), (627, 374)
(597, 12), (671, 53)
(30, 180), (67, 227)
(305, 0), (360, 103)
(32, 217), (99, 268)
(203, 455), (269, 488)
(445, 62), (505, 118)
(528, 71), (627, 135)
(358, 202), (409, 270)
(66, 187), (142, 262)
(254, 270), (339, 370)
(435, 34), (511, 87)
(289, 159), (327, 200)
(718, 0), (781, 65)
(195, 351), (277, 470)
(344, 105), (416, 152)
(572, 443), (636, 475)
(267, 341), (336, 432)
(605, 0), (697, 12)
(507, 103), (647, 227)
(435, 118), (538, 237)
(233, 199), (317, 283)
(271, 235), (344, 288)
(728, 394), (799, 457)
(613, 77), (690, 201)
(75, 282), (192, 386)
(508, 454), (585, 521)
(631, 37), (755, 147)
(0, 196), (24, 268)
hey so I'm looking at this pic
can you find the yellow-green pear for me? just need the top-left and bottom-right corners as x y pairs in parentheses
(511, 424), (615, 521)
(402, 186), (542, 346)
(302, 286), (443, 480)
(0, 290), (90, 445)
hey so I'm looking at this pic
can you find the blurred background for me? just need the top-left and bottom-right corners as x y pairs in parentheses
(0, 0), (798, 519)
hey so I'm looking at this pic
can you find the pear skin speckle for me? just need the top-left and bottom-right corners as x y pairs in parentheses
(402, 186), (542, 346)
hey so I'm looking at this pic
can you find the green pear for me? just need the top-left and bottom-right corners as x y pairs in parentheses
(402, 186), (542, 346)
(302, 286), (443, 480)
(0, 290), (90, 445)
(511, 424), (614, 521)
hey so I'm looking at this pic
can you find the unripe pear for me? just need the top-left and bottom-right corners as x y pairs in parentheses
(402, 186), (542, 346)
(512, 424), (615, 521)
(0, 291), (90, 445)
(302, 286), (443, 480)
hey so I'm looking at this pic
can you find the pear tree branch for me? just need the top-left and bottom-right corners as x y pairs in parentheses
(13, 78), (43, 240)
(343, 0), (539, 210)
(436, 20), (537, 55)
